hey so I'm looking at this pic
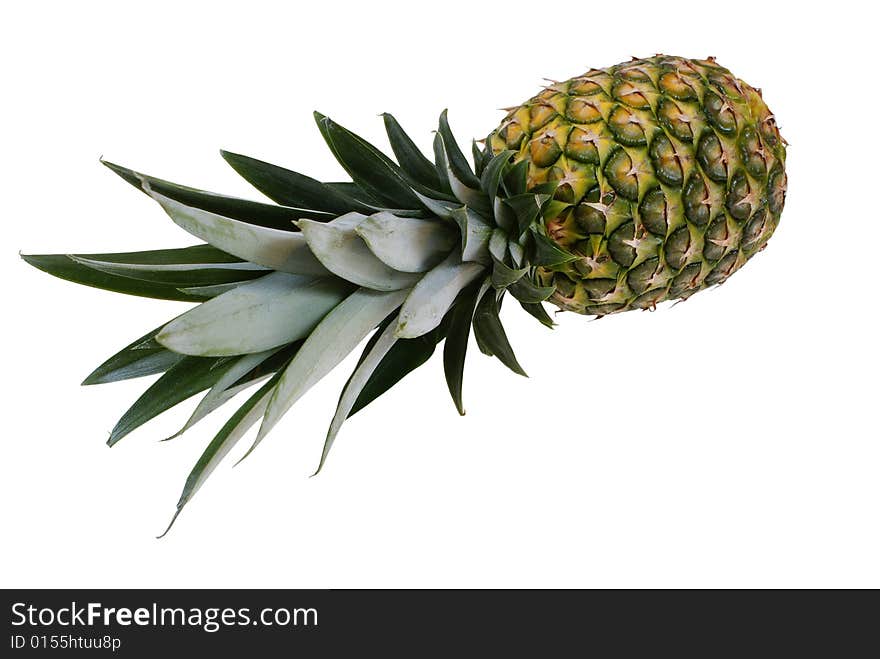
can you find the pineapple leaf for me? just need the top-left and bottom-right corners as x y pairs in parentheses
(488, 228), (509, 264)
(503, 160), (529, 196)
(314, 320), (400, 474)
(518, 300), (556, 328)
(219, 150), (374, 215)
(449, 207), (492, 265)
(431, 133), (455, 196)
(297, 217), (421, 291)
(82, 324), (185, 386)
(102, 160), (333, 226)
(314, 113), (423, 211)
(435, 132), (491, 214)
(530, 227), (580, 267)
(108, 356), (238, 446)
(472, 290), (527, 377)
(73, 244), (245, 266)
(442, 282), (482, 416)
(140, 182), (330, 276)
(472, 141), (485, 178)
(481, 150), (515, 204)
(541, 199), (571, 224)
(21, 253), (213, 302)
(66, 255), (268, 287)
(324, 182), (383, 205)
(381, 113), (443, 191)
(315, 293), (456, 472)
(395, 253), (484, 339)
(505, 193), (549, 239)
(508, 241), (525, 267)
(176, 282), (244, 298)
(491, 257), (528, 289)
(163, 348), (280, 441)
(348, 328), (440, 418)
(156, 272), (353, 357)
(437, 110), (481, 189)
(508, 276), (555, 303)
(354, 212), (457, 273)
(160, 368), (287, 538)
(250, 287), (411, 455)
(411, 190), (459, 220)
(492, 197), (516, 233)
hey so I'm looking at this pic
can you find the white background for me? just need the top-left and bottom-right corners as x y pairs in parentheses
(2, 0), (877, 588)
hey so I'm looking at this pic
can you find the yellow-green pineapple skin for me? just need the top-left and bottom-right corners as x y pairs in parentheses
(488, 55), (787, 315)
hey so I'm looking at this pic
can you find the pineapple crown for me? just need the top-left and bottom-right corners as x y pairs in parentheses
(22, 110), (566, 534)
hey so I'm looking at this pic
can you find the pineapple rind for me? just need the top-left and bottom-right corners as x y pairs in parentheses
(487, 55), (787, 315)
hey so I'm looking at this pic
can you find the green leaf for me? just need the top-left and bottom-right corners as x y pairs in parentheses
(315, 292), (458, 471)
(21, 253), (213, 302)
(157, 272), (353, 357)
(160, 367), (288, 537)
(437, 110), (481, 189)
(542, 199), (571, 223)
(530, 227), (579, 267)
(518, 300), (556, 328)
(470, 278), (495, 356)
(314, 320), (400, 474)
(220, 150), (372, 216)
(449, 207), (492, 265)
(83, 324), (185, 385)
(315, 113), (423, 210)
(480, 150), (514, 202)
(229, 341), (302, 387)
(491, 257), (529, 289)
(412, 190), (459, 220)
(176, 282), (244, 298)
(435, 132), (491, 214)
(473, 140), (494, 179)
(164, 348), (281, 441)
(395, 253), (484, 339)
(508, 241), (525, 267)
(324, 182), (382, 205)
(442, 282), (482, 415)
(505, 193), (549, 238)
(251, 287), (411, 455)
(381, 113), (442, 190)
(354, 212), (457, 273)
(348, 331), (438, 417)
(66, 255), (268, 287)
(141, 182), (330, 275)
(108, 356), (238, 446)
(503, 160), (529, 196)
(489, 228), (509, 263)
(102, 160), (331, 227)
(76, 244), (244, 266)
(297, 216), (421, 290)
(508, 275), (556, 303)
(473, 290), (527, 376)
(492, 197), (516, 234)
(431, 133), (455, 196)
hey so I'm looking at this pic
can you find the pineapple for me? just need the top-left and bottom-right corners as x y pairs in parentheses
(22, 56), (786, 533)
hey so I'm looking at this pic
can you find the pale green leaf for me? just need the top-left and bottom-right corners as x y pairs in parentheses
(249, 288), (410, 454)
(157, 272), (352, 356)
(141, 181), (330, 275)
(395, 252), (484, 339)
(297, 216), (421, 290)
(354, 212), (457, 273)
(314, 320), (399, 474)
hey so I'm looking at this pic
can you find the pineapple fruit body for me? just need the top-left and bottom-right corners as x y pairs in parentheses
(488, 55), (787, 315)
